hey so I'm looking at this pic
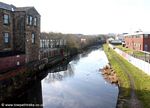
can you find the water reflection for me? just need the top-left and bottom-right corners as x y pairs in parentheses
(1, 60), (71, 107)
(42, 49), (119, 108)
(1, 47), (118, 108)
(2, 81), (43, 108)
(44, 64), (74, 83)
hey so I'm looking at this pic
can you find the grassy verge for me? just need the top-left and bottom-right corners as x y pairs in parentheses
(115, 45), (145, 57)
(103, 44), (130, 99)
(115, 45), (133, 54)
(103, 44), (150, 108)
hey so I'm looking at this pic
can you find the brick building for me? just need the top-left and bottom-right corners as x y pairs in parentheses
(0, 2), (40, 72)
(124, 32), (150, 52)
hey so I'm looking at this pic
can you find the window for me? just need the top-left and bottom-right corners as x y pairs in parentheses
(34, 17), (37, 26)
(41, 40), (44, 48)
(45, 40), (48, 48)
(49, 39), (51, 48)
(32, 33), (35, 44)
(144, 44), (148, 51)
(47, 40), (49, 48)
(144, 34), (148, 38)
(42, 40), (45, 48)
(30, 16), (33, 25)
(50, 40), (53, 48)
(26, 16), (29, 25)
(3, 33), (9, 43)
(26, 16), (33, 25)
(140, 35), (143, 38)
(3, 14), (9, 24)
(40, 40), (42, 48)
(44, 40), (46, 48)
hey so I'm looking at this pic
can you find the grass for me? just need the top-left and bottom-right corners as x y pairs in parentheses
(103, 44), (150, 108)
(115, 45), (133, 54)
(115, 45), (145, 57)
(103, 44), (130, 98)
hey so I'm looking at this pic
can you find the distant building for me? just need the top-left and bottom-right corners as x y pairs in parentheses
(110, 40), (122, 45)
(124, 32), (150, 52)
(107, 38), (114, 43)
(39, 33), (66, 60)
(81, 38), (86, 43)
(115, 34), (125, 41)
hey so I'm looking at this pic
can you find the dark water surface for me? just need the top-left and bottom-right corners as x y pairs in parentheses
(42, 48), (118, 108)
(2, 48), (118, 108)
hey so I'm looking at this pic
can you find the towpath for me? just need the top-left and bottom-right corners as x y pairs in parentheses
(111, 49), (143, 108)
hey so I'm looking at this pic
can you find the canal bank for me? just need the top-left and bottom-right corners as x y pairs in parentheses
(0, 54), (72, 102)
(103, 44), (150, 108)
(1, 45), (119, 108)
(0, 45), (100, 102)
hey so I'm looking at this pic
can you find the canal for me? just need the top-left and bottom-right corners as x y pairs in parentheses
(41, 47), (118, 108)
(2, 47), (118, 108)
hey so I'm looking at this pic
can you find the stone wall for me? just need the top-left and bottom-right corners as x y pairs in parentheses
(13, 8), (41, 63)
(0, 9), (13, 51)
(24, 8), (40, 63)
(13, 11), (26, 53)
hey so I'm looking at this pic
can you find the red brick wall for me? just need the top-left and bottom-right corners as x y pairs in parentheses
(125, 36), (144, 51)
(0, 54), (26, 72)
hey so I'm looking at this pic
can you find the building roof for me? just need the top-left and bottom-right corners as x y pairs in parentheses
(15, 7), (40, 15)
(0, 2), (16, 11)
(110, 40), (122, 44)
(107, 38), (114, 41)
(124, 32), (150, 36)
(15, 7), (34, 11)
(0, 2), (40, 15)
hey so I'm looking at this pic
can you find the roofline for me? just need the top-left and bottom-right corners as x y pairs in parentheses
(124, 32), (150, 36)
(0, 8), (13, 11)
(32, 7), (40, 16)
(0, 2), (40, 16)
(15, 7), (40, 16)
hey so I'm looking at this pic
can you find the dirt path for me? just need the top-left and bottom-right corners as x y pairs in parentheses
(112, 52), (143, 108)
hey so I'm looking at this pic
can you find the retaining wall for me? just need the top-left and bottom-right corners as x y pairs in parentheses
(0, 54), (26, 73)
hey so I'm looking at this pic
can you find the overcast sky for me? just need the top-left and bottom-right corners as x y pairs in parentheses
(1, 0), (150, 34)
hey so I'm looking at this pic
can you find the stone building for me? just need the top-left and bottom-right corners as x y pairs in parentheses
(13, 7), (40, 62)
(0, 2), (40, 62)
(0, 2), (40, 72)
(0, 2), (14, 52)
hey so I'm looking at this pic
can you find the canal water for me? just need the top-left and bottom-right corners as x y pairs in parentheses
(42, 48), (119, 108)
(1, 47), (118, 108)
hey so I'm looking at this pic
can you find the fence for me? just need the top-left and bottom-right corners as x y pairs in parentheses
(109, 44), (150, 75)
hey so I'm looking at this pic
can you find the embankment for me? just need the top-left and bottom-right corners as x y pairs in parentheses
(103, 44), (150, 108)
